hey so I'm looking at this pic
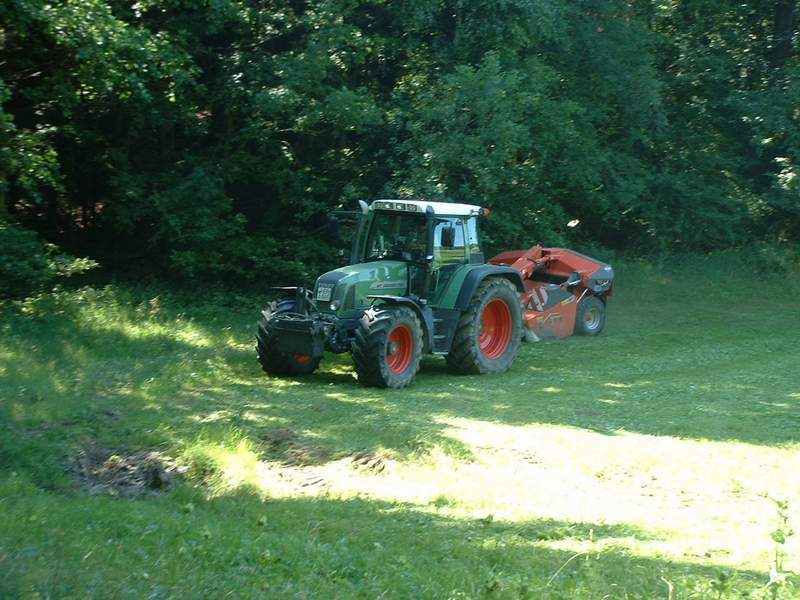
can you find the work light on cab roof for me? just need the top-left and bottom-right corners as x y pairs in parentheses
(256, 199), (614, 388)
(370, 199), (486, 216)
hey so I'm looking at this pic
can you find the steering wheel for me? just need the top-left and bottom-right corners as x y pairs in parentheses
(379, 240), (406, 259)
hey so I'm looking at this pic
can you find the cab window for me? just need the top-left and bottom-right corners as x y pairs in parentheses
(466, 216), (483, 262)
(434, 218), (467, 265)
(365, 212), (427, 262)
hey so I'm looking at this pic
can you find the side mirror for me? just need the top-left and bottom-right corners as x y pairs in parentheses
(441, 224), (456, 248)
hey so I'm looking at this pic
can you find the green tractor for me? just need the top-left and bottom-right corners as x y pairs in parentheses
(257, 199), (526, 388)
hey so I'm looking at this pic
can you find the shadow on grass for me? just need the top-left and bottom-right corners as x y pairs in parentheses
(235, 295), (800, 453)
(0, 482), (770, 599)
(2, 279), (799, 486)
(206, 346), (800, 461)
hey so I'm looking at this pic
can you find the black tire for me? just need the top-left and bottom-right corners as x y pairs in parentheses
(256, 299), (321, 376)
(352, 305), (423, 388)
(574, 295), (606, 336)
(446, 278), (523, 375)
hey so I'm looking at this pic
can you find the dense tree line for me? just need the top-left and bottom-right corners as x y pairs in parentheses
(1, 1), (798, 292)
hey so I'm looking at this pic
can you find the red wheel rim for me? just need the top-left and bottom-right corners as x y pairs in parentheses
(291, 354), (313, 364)
(386, 324), (413, 374)
(479, 298), (512, 359)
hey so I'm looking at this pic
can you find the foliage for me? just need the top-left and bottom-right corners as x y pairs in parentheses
(1, 0), (798, 284)
(1, 263), (799, 596)
(0, 219), (96, 298)
(767, 497), (796, 599)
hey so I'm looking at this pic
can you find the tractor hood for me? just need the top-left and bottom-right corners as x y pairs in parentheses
(313, 260), (408, 317)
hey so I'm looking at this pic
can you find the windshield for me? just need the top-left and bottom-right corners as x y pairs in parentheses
(365, 212), (427, 262)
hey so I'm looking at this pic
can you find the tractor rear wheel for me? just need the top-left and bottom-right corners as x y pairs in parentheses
(352, 305), (422, 388)
(257, 299), (321, 376)
(447, 278), (522, 374)
(574, 295), (606, 336)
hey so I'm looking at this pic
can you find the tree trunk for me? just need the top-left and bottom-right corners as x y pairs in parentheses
(770, 0), (797, 70)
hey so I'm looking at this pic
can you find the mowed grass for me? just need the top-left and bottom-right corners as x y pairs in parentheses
(1, 255), (799, 599)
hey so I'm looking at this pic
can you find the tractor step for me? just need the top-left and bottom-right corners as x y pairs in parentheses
(431, 310), (460, 354)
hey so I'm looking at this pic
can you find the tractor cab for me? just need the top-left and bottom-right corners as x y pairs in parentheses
(357, 199), (485, 266)
(312, 200), (488, 320)
(353, 200), (486, 302)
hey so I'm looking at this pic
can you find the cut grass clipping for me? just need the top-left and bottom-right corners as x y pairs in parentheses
(1, 255), (799, 598)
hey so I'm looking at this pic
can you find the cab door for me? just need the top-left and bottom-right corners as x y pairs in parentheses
(428, 217), (469, 304)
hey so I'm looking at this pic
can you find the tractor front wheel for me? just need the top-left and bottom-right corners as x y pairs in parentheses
(352, 305), (423, 388)
(447, 278), (522, 374)
(257, 300), (321, 376)
(574, 295), (606, 336)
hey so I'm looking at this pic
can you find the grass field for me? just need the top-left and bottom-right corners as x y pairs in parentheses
(1, 255), (799, 599)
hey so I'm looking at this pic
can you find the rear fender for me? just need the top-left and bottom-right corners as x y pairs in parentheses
(368, 295), (434, 352)
(454, 267), (525, 311)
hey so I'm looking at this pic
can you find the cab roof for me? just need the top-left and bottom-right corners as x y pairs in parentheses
(370, 199), (482, 217)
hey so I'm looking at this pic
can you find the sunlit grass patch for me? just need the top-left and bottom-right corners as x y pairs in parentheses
(181, 434), (263, 494)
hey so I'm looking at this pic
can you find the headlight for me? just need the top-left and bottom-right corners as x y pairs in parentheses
(329, 300), (341, 311)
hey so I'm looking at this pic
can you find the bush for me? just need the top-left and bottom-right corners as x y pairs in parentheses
(0, 221), (96, 299)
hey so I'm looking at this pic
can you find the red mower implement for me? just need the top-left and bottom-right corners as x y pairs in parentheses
(489, 246), (614, 340)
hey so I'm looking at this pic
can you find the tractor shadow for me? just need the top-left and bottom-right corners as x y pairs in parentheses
(158, 323), (800, 465)
(231, 275), (800, 458)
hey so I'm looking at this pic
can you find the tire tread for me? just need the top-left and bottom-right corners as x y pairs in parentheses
(352, 305), (422, 388)
(446, 278), (522, 374)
